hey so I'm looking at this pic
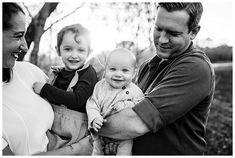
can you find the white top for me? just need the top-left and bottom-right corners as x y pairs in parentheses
(86, 79), (144, 128)
(2, 62), (54, 155)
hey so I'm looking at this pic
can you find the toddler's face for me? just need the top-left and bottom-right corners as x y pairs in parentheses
(59, 31), (89, 71)
(105, 52), (135, 89)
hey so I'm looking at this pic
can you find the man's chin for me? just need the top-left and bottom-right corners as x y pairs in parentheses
(156, 51), (170, 59)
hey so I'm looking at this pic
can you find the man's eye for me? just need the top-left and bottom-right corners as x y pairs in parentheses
(110, 68), (116, 71)
(169, 33), (179, 37)
(168, 31), (181, 37)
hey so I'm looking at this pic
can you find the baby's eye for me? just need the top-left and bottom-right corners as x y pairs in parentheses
(122, 69), (129, 72)
(79, 48), (85, 52)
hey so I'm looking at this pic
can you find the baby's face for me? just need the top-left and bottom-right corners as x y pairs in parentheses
(60, 31), (89, 71)
(105, 52), (135, 89)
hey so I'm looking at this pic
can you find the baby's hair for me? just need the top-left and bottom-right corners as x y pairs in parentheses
(107, 47), (137, 68)
(57, 24), (91, 55)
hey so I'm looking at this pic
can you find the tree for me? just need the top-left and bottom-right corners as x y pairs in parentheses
(18, 3), (58, 65)
(88, 2), (156, 49)
(18, 2), (84, 66)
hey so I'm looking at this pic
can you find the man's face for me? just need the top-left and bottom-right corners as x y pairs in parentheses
(153, 7), (195, 59)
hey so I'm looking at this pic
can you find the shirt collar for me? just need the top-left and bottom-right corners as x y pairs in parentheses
(148, 42), (194, 68)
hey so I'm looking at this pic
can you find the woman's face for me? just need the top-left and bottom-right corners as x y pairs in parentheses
(3, 11), (28, 68)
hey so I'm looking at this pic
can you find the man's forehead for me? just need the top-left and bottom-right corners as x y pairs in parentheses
(156, 7), (189, 31)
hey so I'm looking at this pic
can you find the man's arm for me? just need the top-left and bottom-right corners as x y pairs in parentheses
(98, 108), (150, 140)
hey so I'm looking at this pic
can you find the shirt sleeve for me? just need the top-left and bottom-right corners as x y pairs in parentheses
(133, 56), (213, 132)
(40, 66), (98, 111)
(86, 81), (103, 128)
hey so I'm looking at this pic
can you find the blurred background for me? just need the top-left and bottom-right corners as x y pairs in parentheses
(16, 1), (232, 155)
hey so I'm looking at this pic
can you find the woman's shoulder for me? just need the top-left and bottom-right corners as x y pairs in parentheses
(15, 61), (40, 71)
(15, 61), (47, 79)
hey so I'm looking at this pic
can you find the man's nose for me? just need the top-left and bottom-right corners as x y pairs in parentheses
(159, 31), (169, 44)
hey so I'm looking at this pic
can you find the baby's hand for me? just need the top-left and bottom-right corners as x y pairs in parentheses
(32, 82), (45, 94)
(92, 116), (106, 132)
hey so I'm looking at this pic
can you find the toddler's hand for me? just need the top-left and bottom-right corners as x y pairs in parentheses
(32, 82), (45, 94)
(92, 116), (106, 132)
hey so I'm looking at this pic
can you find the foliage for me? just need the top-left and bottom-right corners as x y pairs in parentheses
(79, 2), (155, 48)
(205, 69), (232, 155)
(201, 45), (233, 63)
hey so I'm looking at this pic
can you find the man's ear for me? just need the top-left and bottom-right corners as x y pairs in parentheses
(189, 25), (201, 40)
(55, 46), (61, 56)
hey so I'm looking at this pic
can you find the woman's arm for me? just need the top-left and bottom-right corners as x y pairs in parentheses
(35, 136), (92, 155)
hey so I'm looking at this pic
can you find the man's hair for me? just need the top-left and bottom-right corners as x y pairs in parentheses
(57, 24), (91, 56)
(158, 2), (203, 32)
(3, 3), (25, 31)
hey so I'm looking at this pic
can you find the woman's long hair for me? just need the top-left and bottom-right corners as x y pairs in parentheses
(3, 68), (13, 83)
(2, 3), (24, 83)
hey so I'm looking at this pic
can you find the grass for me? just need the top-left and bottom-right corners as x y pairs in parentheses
(205, 68), (232, 155)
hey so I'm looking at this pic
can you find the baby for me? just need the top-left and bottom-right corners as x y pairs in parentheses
(86, 48), (144, 155)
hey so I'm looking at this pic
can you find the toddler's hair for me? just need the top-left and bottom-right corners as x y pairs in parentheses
(57, 24), (91, 55)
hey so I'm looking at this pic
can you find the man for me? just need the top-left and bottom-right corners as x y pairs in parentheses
(98, 2), (215, 155)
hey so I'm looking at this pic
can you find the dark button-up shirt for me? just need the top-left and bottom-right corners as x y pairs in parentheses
(132, 43), (215, 155)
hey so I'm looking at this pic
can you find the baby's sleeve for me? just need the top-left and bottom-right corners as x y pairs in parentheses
(86, 81), (103, 128)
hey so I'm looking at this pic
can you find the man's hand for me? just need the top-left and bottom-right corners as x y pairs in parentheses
(92, 115), (106, 132)
(32, 82), (45, 94)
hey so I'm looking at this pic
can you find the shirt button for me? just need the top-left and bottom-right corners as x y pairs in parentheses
(126, 91), (129, 94)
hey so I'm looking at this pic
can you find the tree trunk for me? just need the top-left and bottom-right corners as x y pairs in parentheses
(18, 3), (58, 66)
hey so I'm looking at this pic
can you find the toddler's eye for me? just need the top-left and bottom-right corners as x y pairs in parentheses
(110, 68), (116, 71)
(64, 48), (72, 51)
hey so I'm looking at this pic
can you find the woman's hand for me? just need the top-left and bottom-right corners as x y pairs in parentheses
(32, 82), (45, 94)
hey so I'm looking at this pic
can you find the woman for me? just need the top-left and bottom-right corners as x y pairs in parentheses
(2, 3), (92, 155)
